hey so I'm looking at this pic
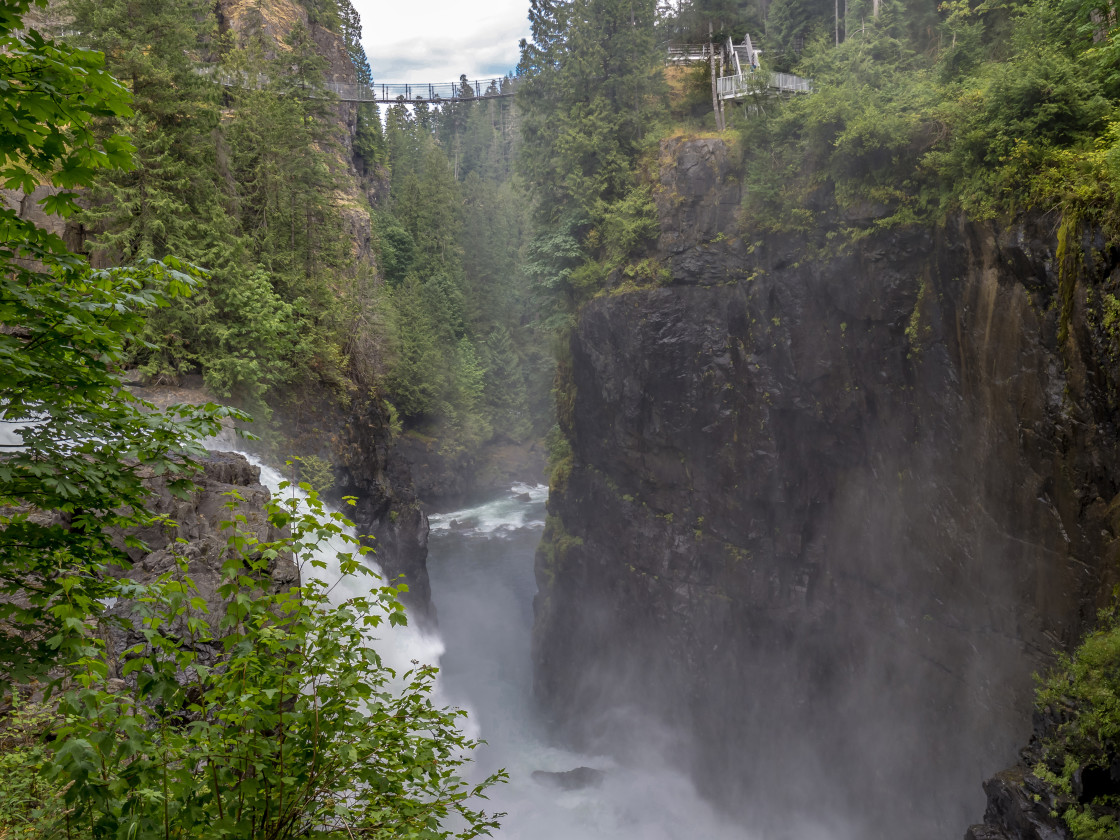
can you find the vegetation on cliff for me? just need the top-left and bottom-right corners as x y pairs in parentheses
(727, 0), (1120, 241)
(0, 1), (501, 835)
(516, 0), (1120, 306)
(1034, 610), (1120, 839)
(60, 0), (549, 463)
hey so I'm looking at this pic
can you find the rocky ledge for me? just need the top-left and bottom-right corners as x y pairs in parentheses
(105, 451), (297, 666)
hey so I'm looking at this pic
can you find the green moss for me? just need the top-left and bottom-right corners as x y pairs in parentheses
(536, 514), (585, 588)
(1034, 608), (1120, 838)
(1057, 212), (1082, 348)
(905, 276), (934, 359)
(545, 424), (574, 493)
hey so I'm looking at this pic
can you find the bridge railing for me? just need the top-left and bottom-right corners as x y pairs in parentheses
(717, 71), (812, 99)
(202, 66), (513, 103)
(771, 72), (812, 93)
(667, 43), (713, 62)
(323, 78), (512, 103)
(716, 73), (757, 99)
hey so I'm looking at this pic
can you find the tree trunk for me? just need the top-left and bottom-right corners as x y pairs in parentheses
(709, 25), (723, 132)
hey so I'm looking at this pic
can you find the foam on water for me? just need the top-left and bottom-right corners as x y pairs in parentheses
(428, 483), (549, 536)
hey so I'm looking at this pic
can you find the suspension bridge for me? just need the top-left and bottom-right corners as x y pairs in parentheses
(208, 34), (807, 108)
(322, 78), (514, 104)
(207, 68), (515, 104)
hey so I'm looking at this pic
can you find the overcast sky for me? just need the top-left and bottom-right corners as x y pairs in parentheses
(349, 0), (532, 84)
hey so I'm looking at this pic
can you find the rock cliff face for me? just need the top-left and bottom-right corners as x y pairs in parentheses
(332, 397), (434, 622)
(533, 137), (1120, 837)
(106, 451), (298, 664)
(257, 391), (433, 622)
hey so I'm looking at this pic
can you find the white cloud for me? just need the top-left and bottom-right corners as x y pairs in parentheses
(351, 0), (531, 83)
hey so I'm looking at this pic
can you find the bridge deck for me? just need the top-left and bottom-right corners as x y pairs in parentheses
(322, 79), (514, 104)
(208, 69), (513, 104)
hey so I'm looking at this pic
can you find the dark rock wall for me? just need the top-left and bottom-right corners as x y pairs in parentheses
(107, 451), (297, 664)
(332, 397), (434, 623)
(534, 138), (1120, 838)
(265, 392), (434, 622)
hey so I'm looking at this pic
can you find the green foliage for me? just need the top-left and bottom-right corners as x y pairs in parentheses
(657, 0), (767, 43)
(480, 327), (532, 442)
(522, 218), (587, 329)
(590, 184), (663, 285)
(337, 0), (372, 86)
(929, 48), (1109, 219)
(63, 0), (221, 262)
(0, 0), (241, 684)
(733, 0), (1120, 236)
(303, 0), (340, 29)
(766, 0), (833, 64)
(374, 90), (556, 450)
(355, 103), (388, 168)
(374, 212), (418, 288)
(0, 696), (62, 837)
(40, 485), (503, 839)
(737, 24), (940, 233)
(63, 0), (355, 409)
(289, 454), (335, 496)
(518, 0), (666, 225)
(544, 424), (573, 490)
(1035, 608), (1120, 839)
(383, 276), (442, 418)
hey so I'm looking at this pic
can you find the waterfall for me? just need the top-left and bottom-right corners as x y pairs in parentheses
(250, 457), (447, 697)
(249, 456), (812, 838)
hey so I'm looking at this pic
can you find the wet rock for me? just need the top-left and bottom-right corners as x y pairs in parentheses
(515, 492), (533, 502)
(394, 435), (547, 509)
(966, 768), (1070, 840)
(325, 394), (433, 625)
(534, 137), (1120, 839)
(531, 767), (605, 791)
(105, 451), (296, 669)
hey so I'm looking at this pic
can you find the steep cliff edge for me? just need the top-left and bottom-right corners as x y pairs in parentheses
(533, 137), (1120, 837)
